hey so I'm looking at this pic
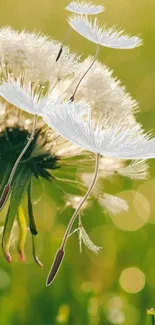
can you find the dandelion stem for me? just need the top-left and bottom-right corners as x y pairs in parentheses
(31, 235), (43, 268)
(46, 153), (100, 286)
(8, 114), (37, 185)
(70, 43), (100, 101)
(0, 114), (37, 210)
(61, 153), (100, 249)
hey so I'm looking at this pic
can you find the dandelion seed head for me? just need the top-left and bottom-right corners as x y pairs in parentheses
(66, 58), (139, 124)
(0, 27), (78, 87)
(0, 27), (143, 126)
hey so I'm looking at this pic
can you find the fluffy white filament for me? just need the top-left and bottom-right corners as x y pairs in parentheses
(0, 78), (90, 117)
(1, 79), (155, 161)
(44, 101), (155, 160)
(0, 79), (48, 116)
(117, 160), (149, 180)
(66, 1), (104, 15)
(99, 194), (129, 215)
(79, 221), (102, 254)
(68, 15), (142, 49)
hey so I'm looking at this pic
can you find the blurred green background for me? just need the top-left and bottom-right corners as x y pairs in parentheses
(0, 0), (155, 324)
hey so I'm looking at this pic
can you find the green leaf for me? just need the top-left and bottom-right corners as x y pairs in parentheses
(0, 159), (14, 196)
(2, 164), (33, 261)
(17, 206), (27, 261)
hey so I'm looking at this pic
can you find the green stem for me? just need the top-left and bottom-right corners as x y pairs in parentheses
(147, 309), (155, 325)
(0, 114), (37, 210)
(27, 182), (43, 268)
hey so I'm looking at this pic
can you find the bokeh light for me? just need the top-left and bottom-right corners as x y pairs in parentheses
(109, 190), (150, 231)
(106, 296), (125, 324)
(0, 269), (11, 290)
(56, 304), (70, 323)
(119, 267), (145, 293)
(137, 179), (155, 223)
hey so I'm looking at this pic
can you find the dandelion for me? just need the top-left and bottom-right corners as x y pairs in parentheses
(0, 26), (149, 285)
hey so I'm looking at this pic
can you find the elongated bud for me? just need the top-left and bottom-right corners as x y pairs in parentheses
(46, 248), (64, 286)
(28, 183), (38, 236)
(56, 47), (63, 62)
(0, 184), (11, 210)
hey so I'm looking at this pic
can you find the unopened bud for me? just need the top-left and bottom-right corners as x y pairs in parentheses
(46, 248), (64, 286)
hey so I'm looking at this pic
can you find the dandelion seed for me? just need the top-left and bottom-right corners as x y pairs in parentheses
(99, 193), (129, 215)
(46, 153), (100, 286)
(56, 1), (104, 62)
(68, 14), (141, 100)
(68, 15), (142, 49)
(66, 1), (104, 15)
(117, 159), (149, 180)
(44, 101), (155, 160)
(78, 218), (102, 254)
